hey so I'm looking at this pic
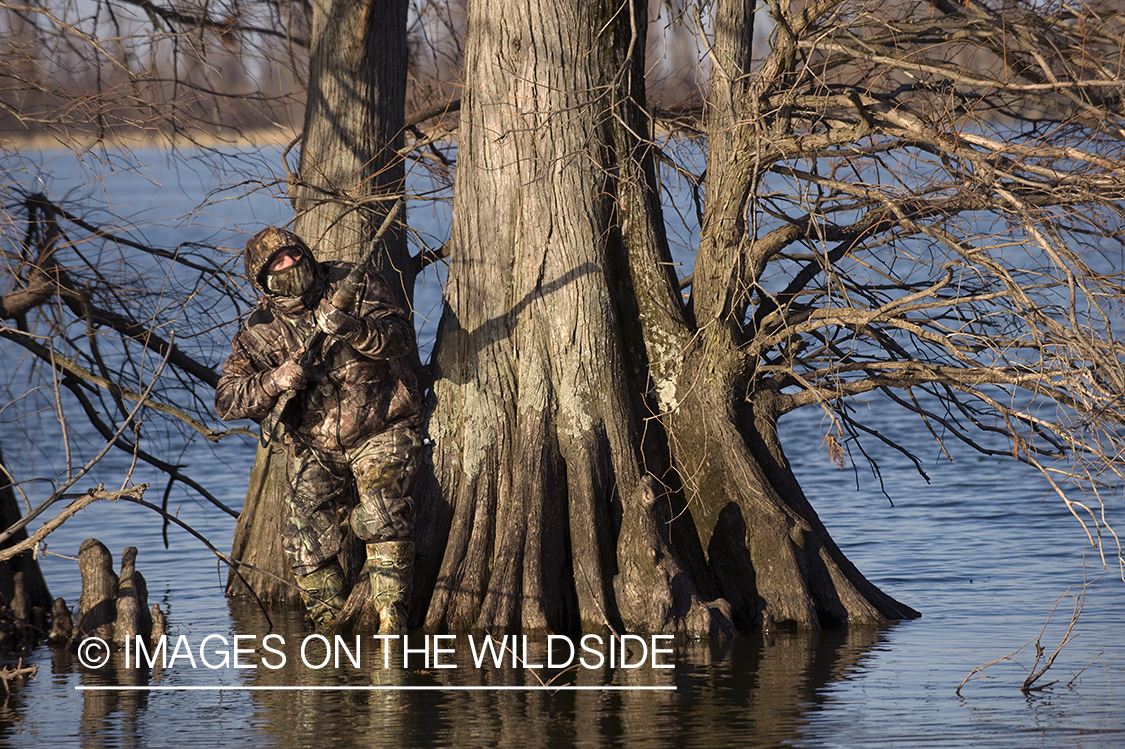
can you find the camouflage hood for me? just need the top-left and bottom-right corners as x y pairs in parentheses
(243, 226), (327, 314)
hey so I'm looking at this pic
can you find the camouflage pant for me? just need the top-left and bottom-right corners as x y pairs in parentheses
(281, 425), (422, 577)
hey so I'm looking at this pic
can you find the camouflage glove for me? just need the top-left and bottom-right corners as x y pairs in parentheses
(264, 357), (310, 397)
(315, 300), (361, 341)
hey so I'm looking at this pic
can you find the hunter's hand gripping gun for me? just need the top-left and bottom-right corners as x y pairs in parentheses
(260, 199), (405, 447)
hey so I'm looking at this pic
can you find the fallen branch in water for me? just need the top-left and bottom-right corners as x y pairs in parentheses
(955, 645), (1029, 696)
(1022, 586), (1085, 694)
(956, 583), (1092, 696)
(0, 659), (38, 695)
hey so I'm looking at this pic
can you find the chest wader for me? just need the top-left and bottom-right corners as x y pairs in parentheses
(348, 426), (421, 634)
(281, 425), (420, 632)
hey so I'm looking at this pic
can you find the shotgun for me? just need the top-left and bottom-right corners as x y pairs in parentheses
(260, 198), (405, 447)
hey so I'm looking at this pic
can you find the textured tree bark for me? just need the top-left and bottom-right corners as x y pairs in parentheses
(417, 0), (917, 634)
(75, 539), (119, 642)
(72, 541), (161, 647)
(114, 546), (153, 646)
(417, 0), (737, 635)
(226, 445), (292, 600)
(420, 0), (642, 633)
(0, 447), (53, 649)
(292, 0), (410, 291)
(668, 356), (920, 630)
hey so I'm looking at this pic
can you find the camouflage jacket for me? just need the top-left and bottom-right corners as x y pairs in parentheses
(215, 261), (423, 451)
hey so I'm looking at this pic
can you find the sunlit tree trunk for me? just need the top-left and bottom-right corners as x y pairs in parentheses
(414, 0), (703, 633)
(415, 0), (916, 634)
(669, 0), (918, 629)
(417, 0), (646, 632)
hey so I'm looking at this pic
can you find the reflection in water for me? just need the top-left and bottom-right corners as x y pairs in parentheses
(70, 648), (151, 749)
(223, 597), (882, 748)
(674, 627), (882, 747)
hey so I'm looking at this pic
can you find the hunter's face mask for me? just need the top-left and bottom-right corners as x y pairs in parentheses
(262, 248), (314, 297)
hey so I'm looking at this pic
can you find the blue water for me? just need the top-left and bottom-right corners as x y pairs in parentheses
(0, 146), (1122, 748)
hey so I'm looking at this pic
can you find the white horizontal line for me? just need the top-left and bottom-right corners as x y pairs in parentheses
(75, 685), (676, 692)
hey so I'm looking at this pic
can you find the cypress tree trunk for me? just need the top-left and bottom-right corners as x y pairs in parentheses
(416, 0), (736, 635)
(667, 357), (919, 630)
(0, 446), (53, 646)
(418, 0), (643, 633)
(415, 0), (916, 634)
(668, 0), (919, 629)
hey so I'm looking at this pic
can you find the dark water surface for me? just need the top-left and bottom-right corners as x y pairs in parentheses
(1, 149), (1122, 747)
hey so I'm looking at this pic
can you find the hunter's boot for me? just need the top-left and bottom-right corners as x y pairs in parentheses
(366, 540), (414, 635)
(296, 559), (348, 629)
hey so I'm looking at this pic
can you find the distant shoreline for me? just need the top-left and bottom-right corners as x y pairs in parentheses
(1, 127), (299, 152)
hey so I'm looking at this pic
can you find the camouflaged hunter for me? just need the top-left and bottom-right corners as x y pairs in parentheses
(215, 227), (423, 633)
